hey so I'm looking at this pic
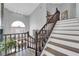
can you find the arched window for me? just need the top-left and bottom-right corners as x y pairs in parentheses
(11, 21), (25, 33)
(11, 21), (25, 27)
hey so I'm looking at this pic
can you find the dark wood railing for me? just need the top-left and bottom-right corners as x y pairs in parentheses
(0, 32), (36, 56)
(0, 8), (60, 56)
(35, 8), (60, 56)
(0, 32), (29, 56)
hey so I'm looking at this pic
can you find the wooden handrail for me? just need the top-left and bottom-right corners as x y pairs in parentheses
(38, 9), (60, 34)
(3, 32), (28, 35)
(35, 8), (60, 56)
(29, 34), (35, 40)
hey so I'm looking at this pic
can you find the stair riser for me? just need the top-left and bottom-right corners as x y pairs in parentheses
(58, 18), (79, 22)
(55, 23), (79, 27)
(54, 26), (79, 30)
(52, 31), (79, 36)
(46, 44), (79, 56)
(57, 20), (79, 24)
(49, 38), (79, 49)
(51, 34), (79, 41)
(41, 50), (55, 56)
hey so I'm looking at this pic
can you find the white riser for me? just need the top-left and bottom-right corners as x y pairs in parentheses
(55, 23), (79, 27)
(58, 18), (79, 22)
(49, 38), (79, 49)
(57, 20), (79, 24)
(54, 26), (79, 30)
(46, 44), (79, 56)
(51, 34), (79, 41)
(52, 31), (79, 35)
(41, 50), (55, 56)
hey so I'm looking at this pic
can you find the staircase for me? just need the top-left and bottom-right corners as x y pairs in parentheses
(0, 8), (60, 56)
(41, 18), (79, 56)
(34, 8), (60, 56)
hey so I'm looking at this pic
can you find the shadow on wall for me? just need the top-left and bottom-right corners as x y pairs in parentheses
(61, 10), (68, 20)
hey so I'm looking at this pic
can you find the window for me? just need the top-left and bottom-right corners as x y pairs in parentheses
(11, 21), (25, 27)
(11, 21), (25, 33)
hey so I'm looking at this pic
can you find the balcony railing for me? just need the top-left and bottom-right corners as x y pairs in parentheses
(0, 32), (31, 56)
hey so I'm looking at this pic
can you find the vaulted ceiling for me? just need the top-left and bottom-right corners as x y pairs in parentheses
(4, 3), (40, 15)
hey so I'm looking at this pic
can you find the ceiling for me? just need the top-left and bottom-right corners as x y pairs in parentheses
(4, 3), (40, 15)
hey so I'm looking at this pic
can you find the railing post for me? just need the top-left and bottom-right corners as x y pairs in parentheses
(14, 34), (16, 53)
(35, 31), (38, 56)
(4, 35), (7, 55)
(21, 33), (23, 50)
(18, 34), (20, 52)
(24, 33), (26, 49)
(27, 32), (29, 48)
(56, 8), (60, 20)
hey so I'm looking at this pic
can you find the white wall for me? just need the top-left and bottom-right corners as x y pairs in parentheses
(46, 3), (76, 19)
(0, 3), (1, 27)
(30, 4), (47, 36)
(2, 8), (30, 34)
(5, 3), (39, 16)
(60, 3), (76, 19)
(46, 3), (61, 14)
(76, 4), (79, 17)
(69, 3), (76, 18)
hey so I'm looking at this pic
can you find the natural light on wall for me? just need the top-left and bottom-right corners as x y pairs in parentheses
(11, 21), (25, 27)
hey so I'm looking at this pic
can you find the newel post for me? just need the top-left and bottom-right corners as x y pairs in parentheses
(35, 31), (38, 56)
(56, 8), (60, 20)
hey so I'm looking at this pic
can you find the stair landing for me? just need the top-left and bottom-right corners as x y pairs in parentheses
(9, 48), (35, 56)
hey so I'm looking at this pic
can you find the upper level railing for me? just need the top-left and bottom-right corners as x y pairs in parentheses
(0, 32), (29, 55)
